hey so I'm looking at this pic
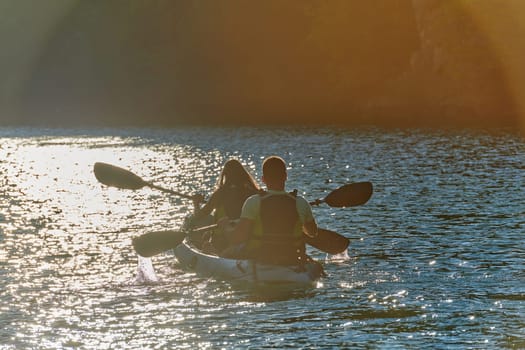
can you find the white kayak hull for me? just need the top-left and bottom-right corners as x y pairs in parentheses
(173, 239), (324, 285)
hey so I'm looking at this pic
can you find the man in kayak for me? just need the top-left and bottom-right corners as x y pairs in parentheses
(223, 156), (318, 265)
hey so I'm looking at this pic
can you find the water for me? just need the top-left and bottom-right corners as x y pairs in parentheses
(0, 126), (523, 349)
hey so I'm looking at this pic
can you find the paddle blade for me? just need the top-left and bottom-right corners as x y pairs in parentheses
(94, 162), (147, 190)
(323, 181), (373, 208)
(304, 228), (349, 254)
(132, 230), (186, 257)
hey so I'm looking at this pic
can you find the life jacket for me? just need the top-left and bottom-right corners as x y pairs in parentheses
(247, 190), (306, 265)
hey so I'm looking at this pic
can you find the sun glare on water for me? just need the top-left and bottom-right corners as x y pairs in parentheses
(1, 132), (236, 342)
(3, 138), (152, 231)
(0, 134), (210, 273)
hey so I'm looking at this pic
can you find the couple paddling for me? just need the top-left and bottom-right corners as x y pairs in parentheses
(190, 156), (318, 266)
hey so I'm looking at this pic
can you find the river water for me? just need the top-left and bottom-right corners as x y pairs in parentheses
(0, 126), (523, 349)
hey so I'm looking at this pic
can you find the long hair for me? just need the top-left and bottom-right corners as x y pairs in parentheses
(216, 159), (259, 191)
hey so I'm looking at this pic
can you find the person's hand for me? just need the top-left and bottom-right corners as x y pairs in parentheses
(217, 217), (230, 231)
(192, 193), (205, 206)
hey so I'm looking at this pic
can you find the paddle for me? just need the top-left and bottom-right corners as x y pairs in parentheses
(93, 162), (372, 256)
(133, 224), (217, 258)
(131, 182), (373, 257)
(304, 181), (373, 253)
(94, 162), (372, 207)
(311, 182), (373, 208)
(93, 162), (195, 200)
(133, 226), (350, 258)
(304, 228), (350, 255)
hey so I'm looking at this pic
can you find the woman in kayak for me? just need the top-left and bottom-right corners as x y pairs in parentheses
(190, 159), (260, 252)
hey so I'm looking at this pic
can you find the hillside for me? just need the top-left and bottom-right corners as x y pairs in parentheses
(1, 1), (524, 130)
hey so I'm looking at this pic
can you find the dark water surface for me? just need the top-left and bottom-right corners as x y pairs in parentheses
(0, 127), (523, 349)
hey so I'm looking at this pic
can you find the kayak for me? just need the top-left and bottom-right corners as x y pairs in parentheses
(173, 238), (325, 286)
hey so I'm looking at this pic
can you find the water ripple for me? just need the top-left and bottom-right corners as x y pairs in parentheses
(0, 126), (523, 348)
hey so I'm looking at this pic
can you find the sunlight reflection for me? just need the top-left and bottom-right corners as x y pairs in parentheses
(134, 256), (159, 284)
(339, 281), (366, 289)
(325, 250), (350, 262)
(2, 138), (160, 233)
(2, 129), (522, 349)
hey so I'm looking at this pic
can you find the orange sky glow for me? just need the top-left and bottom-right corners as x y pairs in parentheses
(0, 1), (524, 131)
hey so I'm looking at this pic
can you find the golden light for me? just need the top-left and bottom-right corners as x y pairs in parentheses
(462, 1), (525, 132)
(2, 2), (525, 130)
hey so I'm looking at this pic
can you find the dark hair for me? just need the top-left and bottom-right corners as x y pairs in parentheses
(262, 156), (287, 182)
(217, 159), (259, 191)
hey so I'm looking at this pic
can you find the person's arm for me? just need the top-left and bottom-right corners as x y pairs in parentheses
(298, 197), (318, 238)
(229, 217), (253, 244)
(227, 195), (258, 244)
(192, 190), (219, 222)
(303, 219), (318, 238)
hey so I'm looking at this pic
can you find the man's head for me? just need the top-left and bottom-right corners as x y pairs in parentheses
(262, 156), (287, 189)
